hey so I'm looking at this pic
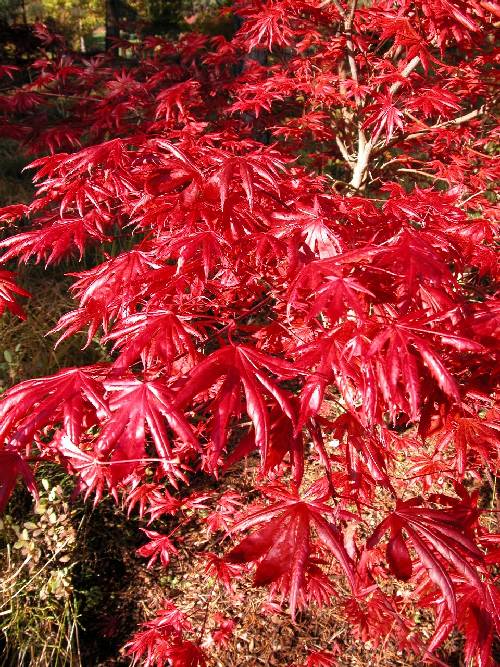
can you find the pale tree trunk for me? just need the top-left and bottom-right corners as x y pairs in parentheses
(349, 56), (421, 191)
(78, 17), (86, 53)
(332, 0), (421, 191)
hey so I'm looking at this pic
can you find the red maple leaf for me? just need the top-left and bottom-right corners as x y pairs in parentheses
(0, 450), (38, 512)
(0, 270), (30, 319)
(367, 492), (485, 619)
(363, 93), (405, 143)
(176, 344), (299, 471)
(95, 377), (199, 485)
(136, 528), (179, 568)
(0, 367), (107, 450)
(226, 484), (356, 617)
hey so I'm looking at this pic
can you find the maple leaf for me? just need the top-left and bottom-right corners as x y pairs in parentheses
(295, 322), (371, 427)
(367, 317), (468, 421)
(103, 310), (203, 372)
(408, 87), (460, 118)
(271, 111), (335, 142)
(125, 602), (201, 667)
(164, 640), (207, 667)
(226, 484), (356, 617)
(0, 65), (19, 79)
(65, 250), (162, 333)
(364, 94), (405, 143)
(209, 153), (284, 212)
(0, 270), (30, 319)
(373, 227), (458, 309)
(0, 450), (38, 512)
(155, 80), (201, 122)
(451, 414), (500, 476)
(289, 261), (373, 324)
(136, 528), (179, 568)
(145, 489), (183, 522)
(302, 650), (338, 667)
(204, 490), (243, 533)
(343, 588), (420, 652)
(236, 1), (296, 50)
(403, 448), (454, 492)
(124, 482), (163, 519)
(367, 494), (485, 619)
(229, 81), (285, 117)
(0, 203), (28, 224)
(200, 552), (243, 592)
(331, 413), (391, 488)
(58, 436), (114, 503)
(427, 579), (500, 667)
(207, 613), (235, 647)
(0, 367), (107, 450)
(95, 378), (199, 486)
(223, 406), (305, 484)
(176, 344), (299, 471)
(164, 231), (230, 281)
(0, 216), (110, 266)
(287, 245), (379, 318)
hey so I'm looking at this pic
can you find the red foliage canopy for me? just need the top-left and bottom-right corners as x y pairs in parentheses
(0, 1), (498, 664)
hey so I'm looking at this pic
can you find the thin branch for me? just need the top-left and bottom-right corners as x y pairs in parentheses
(373, 106), (486, 156)
(344, 0), (360, 86)
(0, 554), (33, 588)
(335, 135), (354, 165)
(396, 167), (449, 183)
(389, 55), (420, 96)
(7, 89), (102, 102)
(329, 0), (346, 19)
(445, 106), (485, 126)
(405, 106), (485, 133)
(404, 110), (430, 129)
(349, 54), (421, 190)
(0, 539), (72, 610)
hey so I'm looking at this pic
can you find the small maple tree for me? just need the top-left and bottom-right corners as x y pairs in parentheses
(0, 1), (498, 665)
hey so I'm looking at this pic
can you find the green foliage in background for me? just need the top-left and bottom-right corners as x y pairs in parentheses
(2, 0), (230, 48)
(0, 477), (80, 667)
